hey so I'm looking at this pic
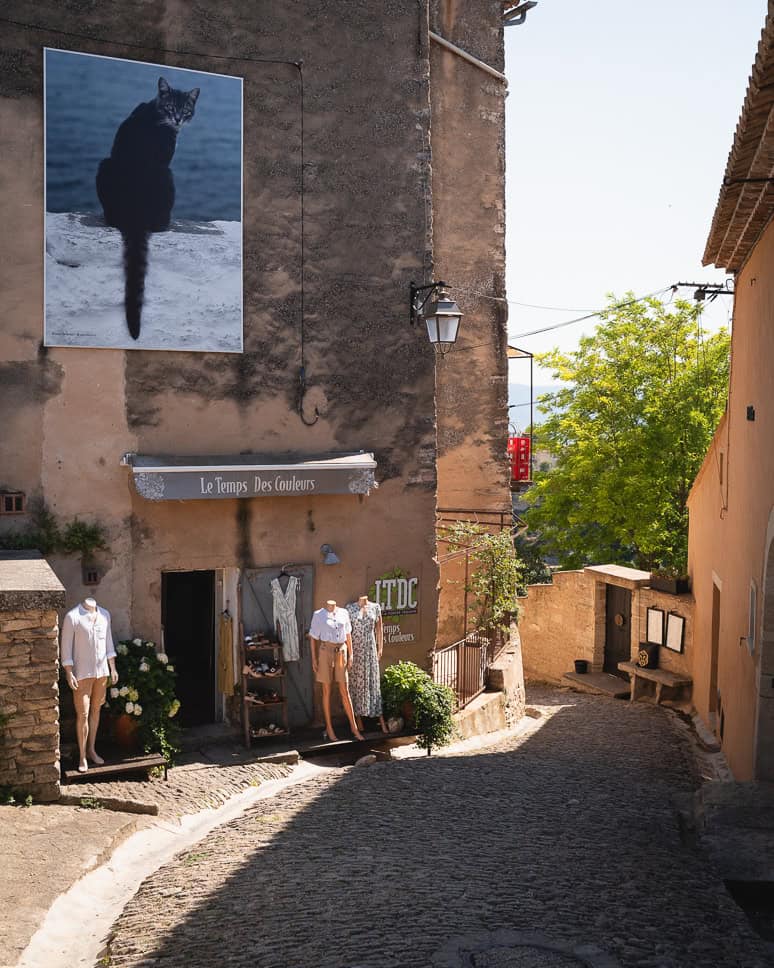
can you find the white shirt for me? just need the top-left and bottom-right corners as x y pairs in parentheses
(61, 604), (116, 679)
(309, 606), (351, 644)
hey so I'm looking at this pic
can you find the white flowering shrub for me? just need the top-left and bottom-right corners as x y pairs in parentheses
(104, 638), (180, 760)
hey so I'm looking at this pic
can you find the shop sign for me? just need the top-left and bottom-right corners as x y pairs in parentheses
(370, 568), (420, 645)
(126, 454), (377, 500)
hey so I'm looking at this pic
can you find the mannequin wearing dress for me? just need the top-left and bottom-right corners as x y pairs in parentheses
(346, 595), (388, 734)
(61, 597), (118, 772)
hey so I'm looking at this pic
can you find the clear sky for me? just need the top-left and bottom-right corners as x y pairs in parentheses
(504, 0), (765, 386)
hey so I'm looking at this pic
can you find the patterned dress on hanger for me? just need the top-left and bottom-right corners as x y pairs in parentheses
(346, 601), (383, 717)
(271, 576), (300, 662)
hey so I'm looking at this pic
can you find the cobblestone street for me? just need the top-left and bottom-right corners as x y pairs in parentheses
(104, 687), (771, 968)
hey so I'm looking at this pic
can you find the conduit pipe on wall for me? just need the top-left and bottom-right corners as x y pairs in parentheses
(429, 31), (508, 85)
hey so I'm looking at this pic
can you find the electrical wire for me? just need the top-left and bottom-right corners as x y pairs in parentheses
(508, 287), (675, 340)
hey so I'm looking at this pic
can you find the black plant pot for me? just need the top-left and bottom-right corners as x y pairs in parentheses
(650, 575), (691, 595)
(574, 659), (589, 674)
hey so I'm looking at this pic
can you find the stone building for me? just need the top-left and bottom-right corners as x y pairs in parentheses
(0, 0), (512, 775)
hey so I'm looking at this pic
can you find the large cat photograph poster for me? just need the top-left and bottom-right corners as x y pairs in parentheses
(44, 49), (243, 352)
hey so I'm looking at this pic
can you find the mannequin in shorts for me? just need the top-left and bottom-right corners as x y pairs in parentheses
(309, 599), (363, 742)
(61, 597), (118, 772)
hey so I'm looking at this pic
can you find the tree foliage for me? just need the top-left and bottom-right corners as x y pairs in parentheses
(525, 295), (729, 571)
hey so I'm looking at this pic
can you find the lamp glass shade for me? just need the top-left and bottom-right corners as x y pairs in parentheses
(423, 295), (462, 347)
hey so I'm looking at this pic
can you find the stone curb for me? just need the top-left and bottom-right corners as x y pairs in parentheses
(58, 792), (159, 815)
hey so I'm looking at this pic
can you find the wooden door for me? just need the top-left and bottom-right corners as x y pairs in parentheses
(241, 566), (315, 728)
(162, 570), (216, 726)
(604, 583), (631, 677)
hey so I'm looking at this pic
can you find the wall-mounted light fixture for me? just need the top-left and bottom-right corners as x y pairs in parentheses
(410, 281), (463, 356)
(320, 543), (340, 565)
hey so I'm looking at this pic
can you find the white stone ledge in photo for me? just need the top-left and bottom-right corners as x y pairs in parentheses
(44, 212), (242, 353)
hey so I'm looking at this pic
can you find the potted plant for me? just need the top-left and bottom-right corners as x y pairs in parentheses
(413, 680), (456, 755)
(381, 661), (431, 727)
(104, 638), (181, 761)
(649, 567), (691, 595)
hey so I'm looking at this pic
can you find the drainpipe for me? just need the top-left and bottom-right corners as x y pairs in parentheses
(429, 31), (508, 85)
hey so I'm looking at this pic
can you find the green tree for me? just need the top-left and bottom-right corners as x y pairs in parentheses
(525, 295), (730, 571)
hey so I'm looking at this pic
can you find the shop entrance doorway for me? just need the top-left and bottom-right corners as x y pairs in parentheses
(241, 566), (315, 728)
(162, 570), (216, 727)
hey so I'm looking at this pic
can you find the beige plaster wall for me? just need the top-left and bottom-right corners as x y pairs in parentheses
(687, 215), (774, 779)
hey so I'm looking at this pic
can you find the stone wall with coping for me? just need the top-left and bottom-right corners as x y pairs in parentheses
(518, 566), (694, 690)
(0, 606), (63, 801)
(0, 553), (66, 802)
(518, 571), (592, 682)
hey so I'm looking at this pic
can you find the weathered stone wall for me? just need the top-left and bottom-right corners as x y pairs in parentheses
(518, 571), (593, 682)
(0, 608), (61, 801)
(0, 1), (443, 668)
(431, 0), (512, 644)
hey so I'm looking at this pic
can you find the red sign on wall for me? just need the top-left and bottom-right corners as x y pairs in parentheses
(507, 436), (531, 482)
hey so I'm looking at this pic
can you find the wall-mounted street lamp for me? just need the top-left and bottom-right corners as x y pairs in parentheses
(410, 281), (463, 356)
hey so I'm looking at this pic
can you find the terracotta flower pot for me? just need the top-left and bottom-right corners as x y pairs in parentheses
(111, 713), (140, 753)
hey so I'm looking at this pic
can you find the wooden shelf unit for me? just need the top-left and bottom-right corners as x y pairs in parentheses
(240, 625), (289, 747)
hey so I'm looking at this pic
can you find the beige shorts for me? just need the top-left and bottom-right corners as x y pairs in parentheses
(316, 641), (348, 685)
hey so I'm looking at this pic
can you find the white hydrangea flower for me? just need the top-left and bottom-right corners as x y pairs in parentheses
(116, 643), (128, 655)
(167, 665), (175, 672)
(132, 638), (142, 646)
(133, 704), (143, 716)
(125, 701), (134, 714)
(139, 661), (150, 673)
(110, 687), (119, 699)
(119, 686), (129, 697)
(156, 653), (169, 664)
(146, 641), (155, 649)
(128, 688), (139, 702)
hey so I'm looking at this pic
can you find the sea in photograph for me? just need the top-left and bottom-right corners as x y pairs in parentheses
(45, 49), (242, 222)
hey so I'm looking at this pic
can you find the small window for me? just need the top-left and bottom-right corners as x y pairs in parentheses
(747, 580), (757, 654)
(0, 492), (26, 515)
(82, 564), (101, 586)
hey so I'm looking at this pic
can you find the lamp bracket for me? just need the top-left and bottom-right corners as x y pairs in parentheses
(410, 280), (448, 326)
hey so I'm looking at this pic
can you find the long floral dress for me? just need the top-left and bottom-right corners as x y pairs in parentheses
(346, 601), (383, 717)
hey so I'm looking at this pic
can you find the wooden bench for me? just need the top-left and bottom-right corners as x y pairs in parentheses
(63, 753), (168, 783)
(618, 661), (692, 705)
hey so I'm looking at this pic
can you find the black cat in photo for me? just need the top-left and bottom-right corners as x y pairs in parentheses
(96, 77), (200, 340)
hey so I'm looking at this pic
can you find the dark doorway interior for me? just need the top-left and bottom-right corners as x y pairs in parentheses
(162, 570), (216, 727)
(604, 583), (632, 677)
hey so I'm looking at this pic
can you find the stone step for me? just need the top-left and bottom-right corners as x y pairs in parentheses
(562, 670), (631, 699)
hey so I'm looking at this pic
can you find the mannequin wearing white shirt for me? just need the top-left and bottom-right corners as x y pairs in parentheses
(309, 599), (364, 743)
(61, 597), (118, 772)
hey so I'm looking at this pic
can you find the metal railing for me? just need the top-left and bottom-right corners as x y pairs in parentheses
(431, 627), (506, 709)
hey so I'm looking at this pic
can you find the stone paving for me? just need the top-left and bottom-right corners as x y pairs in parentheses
(66, 754), (294, 819)
(103, 687), (771, 968)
